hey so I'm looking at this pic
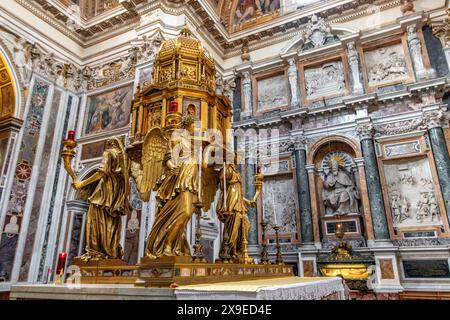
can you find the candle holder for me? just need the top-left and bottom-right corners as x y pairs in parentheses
(260, 220), (270, 264)
(273, 225), (284, 265)
(61, 134), (77, 181)
(219, 228), (232, 263)
(191, 201), (206, 263)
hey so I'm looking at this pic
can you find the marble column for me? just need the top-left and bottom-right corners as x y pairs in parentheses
(356, 122), (390, 240)
(306, 165), (321, 245)
(245, 153), (257, 245)
(291, 136), (314, 243)
(423, 110), (450, 221)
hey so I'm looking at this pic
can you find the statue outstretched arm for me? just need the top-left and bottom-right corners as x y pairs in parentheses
(251, 171), (263, 203)
(72, 171), (103, 190)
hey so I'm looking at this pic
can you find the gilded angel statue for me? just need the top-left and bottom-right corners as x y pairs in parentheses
(129, 115), (220, 259)
(71, 137), (131, 261)
(216, 153), (262, 264)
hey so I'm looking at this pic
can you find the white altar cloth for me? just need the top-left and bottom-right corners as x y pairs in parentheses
(175, 277), (345, 300)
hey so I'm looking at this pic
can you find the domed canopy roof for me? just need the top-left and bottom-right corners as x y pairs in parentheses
(152, 25), (216, 92)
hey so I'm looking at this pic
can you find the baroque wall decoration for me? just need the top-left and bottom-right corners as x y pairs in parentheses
(83, 84), (133, 136)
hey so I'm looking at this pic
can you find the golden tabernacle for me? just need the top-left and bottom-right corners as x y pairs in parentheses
(60, 25), (293, 288)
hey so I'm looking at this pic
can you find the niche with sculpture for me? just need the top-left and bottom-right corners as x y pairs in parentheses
(311, 141), (365, 244)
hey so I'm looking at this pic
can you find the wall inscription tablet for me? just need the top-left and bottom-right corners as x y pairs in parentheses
(402, 260), (450, 278)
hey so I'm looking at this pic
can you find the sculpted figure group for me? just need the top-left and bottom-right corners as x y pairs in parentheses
(70, 115), (262, 264)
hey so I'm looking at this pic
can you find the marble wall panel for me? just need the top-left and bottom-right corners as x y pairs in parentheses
(422, 26), (449, 77)
(67, 213), (83, 267)
(379, 259), (395, 279)
(444, 128), (450, 155)
(37, 96), (73, 282)
(19, 89), (62, 281)
(123, 180), (142, 264)
(0, 80), (50, 281)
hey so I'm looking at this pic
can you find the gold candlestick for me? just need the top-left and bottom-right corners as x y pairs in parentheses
(219, 227), (232, 263)
(273, 225), (284, 265)
(260, 220), (270, 264)
(191, 201), (206, 263)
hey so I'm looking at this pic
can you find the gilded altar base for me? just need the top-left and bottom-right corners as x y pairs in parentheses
(69, 256), (294, 287)
(72, 258), (139, 284)
(134, 256), (294, 288)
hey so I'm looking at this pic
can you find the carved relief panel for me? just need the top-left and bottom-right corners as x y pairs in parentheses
(259, 157), (300, 244)
(378, 135), (449, 239)
(299, 55), (350, 105)
(253, 71), (288, 115)
(360, 39), (415, 92)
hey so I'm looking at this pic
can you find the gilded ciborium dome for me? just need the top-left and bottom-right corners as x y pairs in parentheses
(152, 25), (216, 92)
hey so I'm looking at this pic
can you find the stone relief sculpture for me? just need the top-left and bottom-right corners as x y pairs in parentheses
(384, 158), (441, 227)
(390, 194), (410, 224)
(321, 159), (360, 216)
(287, 58), (301, 107)
(257, 74), (287, 111)
(241, 71), (252, 118)
(305, 61), (345, 99)
(365, 44), (409, 86)
(416, 192), (430, 223)
(347, 42), (364, 94)
(262, 177), (298, 235)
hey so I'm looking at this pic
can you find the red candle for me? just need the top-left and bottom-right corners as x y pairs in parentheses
(56, 252), (67, 274)
(67, 130), (75, 141)
(169, 101), (178, 113)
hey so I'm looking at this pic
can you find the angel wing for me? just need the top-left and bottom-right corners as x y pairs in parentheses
(140, 127), (169, 200)
(201, 164), (220, 212)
